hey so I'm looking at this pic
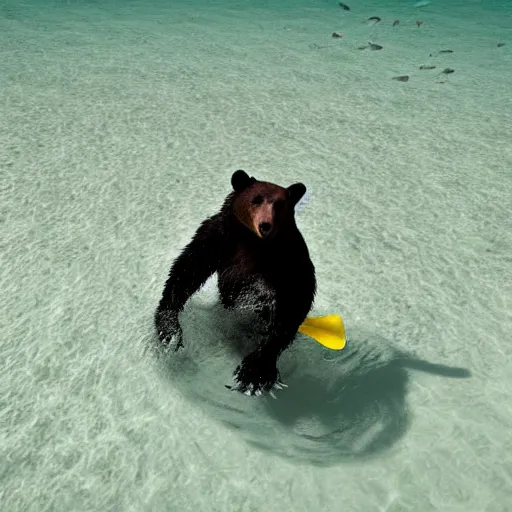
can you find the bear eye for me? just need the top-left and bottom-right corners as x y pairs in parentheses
(252, 195), (264, 205)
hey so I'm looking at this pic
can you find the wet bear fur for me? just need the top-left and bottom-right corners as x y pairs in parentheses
(155, 169), (316, 395)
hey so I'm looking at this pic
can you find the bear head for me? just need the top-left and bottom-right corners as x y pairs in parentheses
(230, 169), (306, 240)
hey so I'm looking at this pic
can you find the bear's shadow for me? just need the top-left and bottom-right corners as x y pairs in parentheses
(151, 298), (471, 466)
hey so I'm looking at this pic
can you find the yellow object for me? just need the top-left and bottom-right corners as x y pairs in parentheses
(298, 314), (346, 350)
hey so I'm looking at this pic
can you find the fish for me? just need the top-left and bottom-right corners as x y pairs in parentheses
(429, 49), (454, 56)
(339, 2), (350, 10)
(309, 43), (330, 49)
(368, 42), (383, 50)
(393, 75), (409, 82)
(442, 68), (455, 74)
(419, 65), (436, 70)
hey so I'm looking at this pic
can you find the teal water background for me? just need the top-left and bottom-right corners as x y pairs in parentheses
(1, 1), (511, 510)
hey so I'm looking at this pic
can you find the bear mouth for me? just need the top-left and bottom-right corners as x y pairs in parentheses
(258, 222), (273, 238)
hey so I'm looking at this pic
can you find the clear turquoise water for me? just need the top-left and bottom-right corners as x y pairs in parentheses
(1, 1), (511, 511)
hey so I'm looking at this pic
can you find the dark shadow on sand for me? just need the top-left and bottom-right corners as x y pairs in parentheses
(150, 300), (471, 467)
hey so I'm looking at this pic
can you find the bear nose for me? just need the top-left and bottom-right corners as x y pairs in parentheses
(258, 222), (272, 237)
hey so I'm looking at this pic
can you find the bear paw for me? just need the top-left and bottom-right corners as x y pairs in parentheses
(155, 309), (184, 352)
(226, 353), (287, 397)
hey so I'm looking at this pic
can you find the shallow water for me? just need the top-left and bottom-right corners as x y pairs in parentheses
(1, 0), (511, 510)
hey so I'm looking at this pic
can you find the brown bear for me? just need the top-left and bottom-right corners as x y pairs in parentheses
(154, 169), (316, 396)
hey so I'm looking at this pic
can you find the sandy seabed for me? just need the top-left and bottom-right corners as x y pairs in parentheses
(1, 0), (511, 510)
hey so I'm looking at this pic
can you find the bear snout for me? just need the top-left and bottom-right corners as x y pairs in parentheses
(258, 222), (272, 237)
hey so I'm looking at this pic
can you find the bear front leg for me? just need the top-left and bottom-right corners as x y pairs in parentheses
(155, 216), (224, 350)
(229, 281), (316, 396)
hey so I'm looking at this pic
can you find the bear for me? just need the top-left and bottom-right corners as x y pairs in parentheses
(154, 169), (317, 396)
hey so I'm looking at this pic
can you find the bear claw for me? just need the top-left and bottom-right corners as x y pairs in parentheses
(159, 331), (184, 351)
(225, 378), (287, 397)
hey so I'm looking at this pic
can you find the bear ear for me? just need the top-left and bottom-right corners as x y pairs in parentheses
(286, 183), (307, 206)
(231, 170), (256, 192)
